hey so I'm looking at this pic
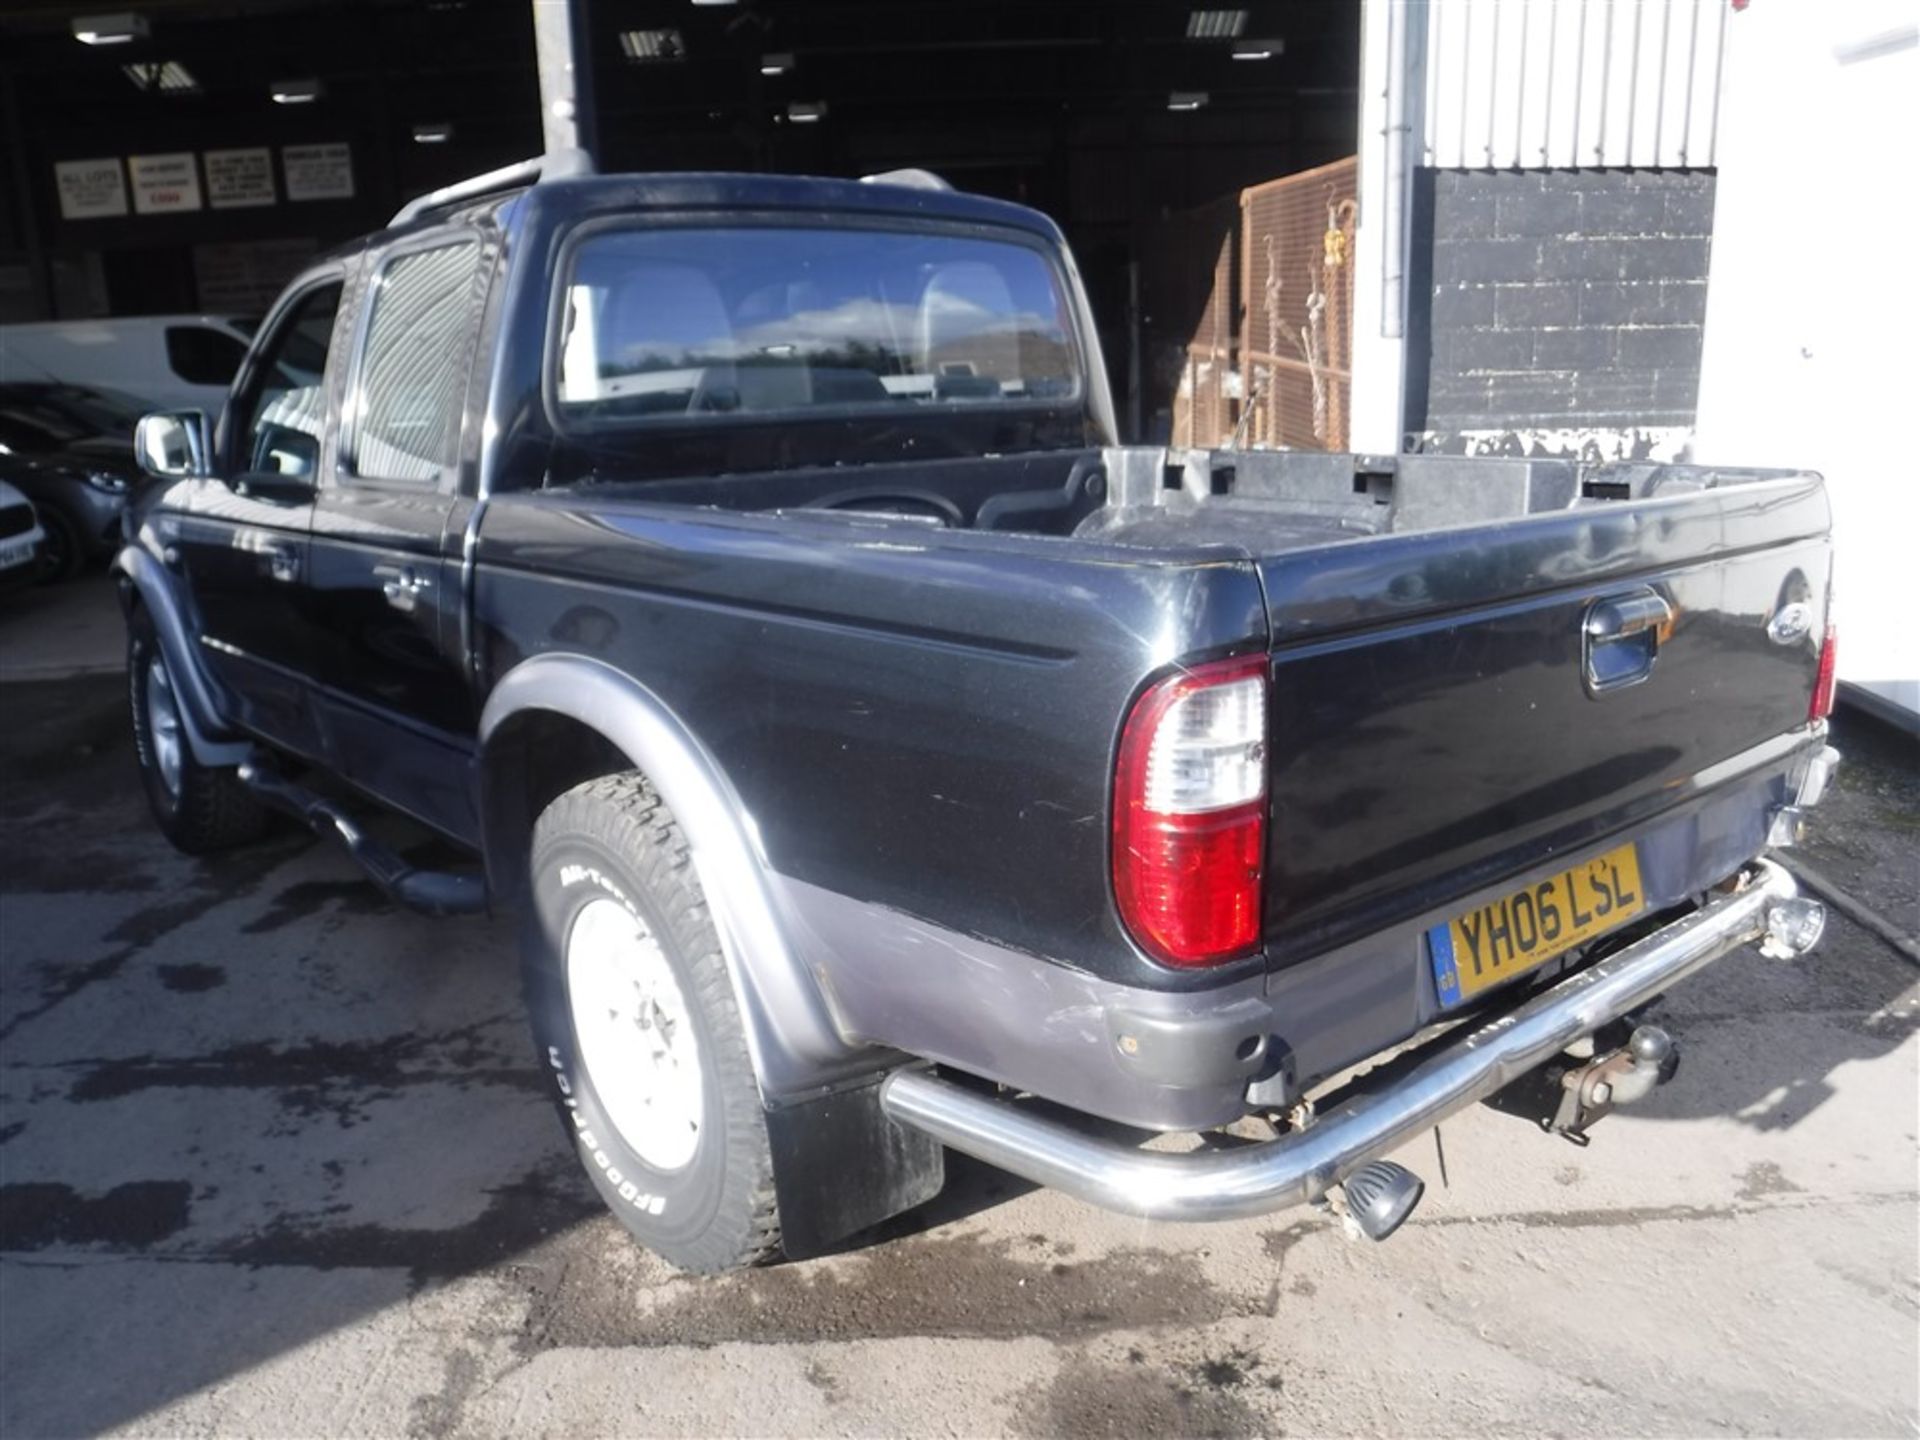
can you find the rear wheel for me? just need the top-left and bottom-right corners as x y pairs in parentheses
(523, 773), (782, 1273)
(127, 606), (273, 853)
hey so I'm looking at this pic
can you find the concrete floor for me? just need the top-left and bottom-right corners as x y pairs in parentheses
(1, 578), (1916, 1438)
(0, 571), (125, 682)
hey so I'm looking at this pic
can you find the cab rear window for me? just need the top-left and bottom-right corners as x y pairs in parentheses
(553, 226), (1080, 426)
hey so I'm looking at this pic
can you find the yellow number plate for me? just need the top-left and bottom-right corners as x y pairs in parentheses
(1428, 842), (1645, 1007)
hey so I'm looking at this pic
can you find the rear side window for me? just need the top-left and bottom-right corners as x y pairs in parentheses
(554, 226), (1080, 426)
(164, 326), (249, 387)
(352, 240), (483, 484)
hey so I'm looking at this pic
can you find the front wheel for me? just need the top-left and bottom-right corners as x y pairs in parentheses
(523, 773), (782, 1273)
(127, 606), (273, 853)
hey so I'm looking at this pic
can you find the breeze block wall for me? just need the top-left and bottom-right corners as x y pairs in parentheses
(1406, 168), (1717, 454)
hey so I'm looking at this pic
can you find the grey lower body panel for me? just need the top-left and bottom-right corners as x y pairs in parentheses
(878, 859), (1818, 1223)
(781, 873), (1273, 1132)
(784, 729), (1822, 1133)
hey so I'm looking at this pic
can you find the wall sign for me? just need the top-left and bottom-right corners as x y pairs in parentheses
(282, 143), (354, 202)
(54, 157), (129, 220)
(205, 148), (276, 209)
(129, 152), (204, 214)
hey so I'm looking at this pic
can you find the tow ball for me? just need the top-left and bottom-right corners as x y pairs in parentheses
(1547, 1023), (1678, 1144)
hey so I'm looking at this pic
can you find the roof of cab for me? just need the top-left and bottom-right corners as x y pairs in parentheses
(518, 171), (1064, 241)
(312, 168), (1067, 273)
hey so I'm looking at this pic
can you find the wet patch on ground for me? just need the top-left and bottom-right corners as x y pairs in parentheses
(157, 963), (226, 993)
(2, 844), (306, 1043)
(407, 1348), (485, 1439)
(0, 1179), (192, 1251)
(218, 1159), (603, 1292)
(1736, 1161), (1805, 1201)
(1012, 1352), (1268, 1440)
(802, 1357), (844, 1404)
(524, 1229), (1232, 1351)
(58, 1024), (540, 1127)
(242, 880), (393, 936)
(0, 675), (162, 892)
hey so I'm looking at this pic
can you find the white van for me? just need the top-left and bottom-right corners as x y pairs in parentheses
(0, 316), (258, 417)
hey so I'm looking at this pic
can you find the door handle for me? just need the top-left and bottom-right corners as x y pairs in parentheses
(264, 543), (300, 584)
(379, 566), (431, 613)
(1583, 588), (1673, 694)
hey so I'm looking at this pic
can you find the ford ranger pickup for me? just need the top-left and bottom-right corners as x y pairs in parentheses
(117, 154), (1840, 1271)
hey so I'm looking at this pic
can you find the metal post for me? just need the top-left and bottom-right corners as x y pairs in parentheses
(532, 0), (599, 161)
(1126, 260), (1142, 443)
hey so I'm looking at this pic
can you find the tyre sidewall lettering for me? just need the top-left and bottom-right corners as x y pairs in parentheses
(526, 832), (729, 1245)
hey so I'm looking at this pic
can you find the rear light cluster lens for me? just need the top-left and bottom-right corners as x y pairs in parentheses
(1113, 655), (1268, 968)
(1809, 622), (1838, 722)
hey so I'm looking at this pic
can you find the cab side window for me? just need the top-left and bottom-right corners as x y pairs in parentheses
(351, 241), (483, 485)
(232, 282), (343, 480)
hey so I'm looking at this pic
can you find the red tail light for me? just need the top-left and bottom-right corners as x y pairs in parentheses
(1809, 622), (1838, 722)
(1113, 655), (1268, 967)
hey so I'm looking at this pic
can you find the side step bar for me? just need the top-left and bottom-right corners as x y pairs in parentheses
(238, 759), (487, 917)
(880, 860), (1820, 1224)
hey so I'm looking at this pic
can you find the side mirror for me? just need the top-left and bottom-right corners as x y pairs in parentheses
(134, 410), (212, 480)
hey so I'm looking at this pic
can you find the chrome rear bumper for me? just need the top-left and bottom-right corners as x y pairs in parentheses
(880, 859), (1819, 1223)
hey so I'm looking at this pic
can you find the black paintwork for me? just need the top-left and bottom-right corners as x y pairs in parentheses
(127, 170), (1832, 1006)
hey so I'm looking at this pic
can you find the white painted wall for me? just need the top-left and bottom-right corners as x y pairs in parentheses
(1691, 0), (1920, 726)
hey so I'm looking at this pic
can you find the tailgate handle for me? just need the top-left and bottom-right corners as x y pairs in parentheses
(1583, 589), (1671, 694)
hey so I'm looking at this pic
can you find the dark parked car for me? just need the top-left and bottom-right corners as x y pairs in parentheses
(0, 382), (141, 580)
(117, 156), (1839, 1273)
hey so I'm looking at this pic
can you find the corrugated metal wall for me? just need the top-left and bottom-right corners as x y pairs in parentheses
(1421, 0), (1730, 171)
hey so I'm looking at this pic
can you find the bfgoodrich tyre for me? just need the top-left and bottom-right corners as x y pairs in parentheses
(523, 773), (781, 1273)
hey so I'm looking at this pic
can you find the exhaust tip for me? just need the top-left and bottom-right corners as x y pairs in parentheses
(1340, 1160), (1425, 1242)
(1760, 897), (1826, 959)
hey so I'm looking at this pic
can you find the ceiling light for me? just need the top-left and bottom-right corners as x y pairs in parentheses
(270, 78), (324, 104)
(690, 0), (737, 6)
(786, 100), (826, 123)
(1168, 90), (1210, 112)
(618, 28), (685, 61)
(412, 122), (454, 144)
(1232, 38), (1283, 60)
(72, 12), (148, 44)
(760, 51), (794, 76)
(123, 61), (198, 94)
(1186, 9), (1248, 40)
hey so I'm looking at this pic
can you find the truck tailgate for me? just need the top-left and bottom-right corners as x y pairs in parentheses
(1258, 474), (1830, 965)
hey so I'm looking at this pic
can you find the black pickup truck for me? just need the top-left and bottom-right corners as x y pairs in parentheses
(119, 155), (1839, 1272)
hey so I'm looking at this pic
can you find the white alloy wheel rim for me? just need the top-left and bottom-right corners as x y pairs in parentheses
(564, 896), (705, 1172)
(145, 655), (184, 799)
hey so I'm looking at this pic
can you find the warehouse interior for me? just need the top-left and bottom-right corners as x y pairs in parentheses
(0, 0), (1360, 436)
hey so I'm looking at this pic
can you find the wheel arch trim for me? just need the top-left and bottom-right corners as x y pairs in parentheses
(477, 652), (866, 1100)
(112, 544), (251, 768)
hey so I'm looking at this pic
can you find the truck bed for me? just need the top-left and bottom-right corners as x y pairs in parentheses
(490, 445), (1827, 994)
